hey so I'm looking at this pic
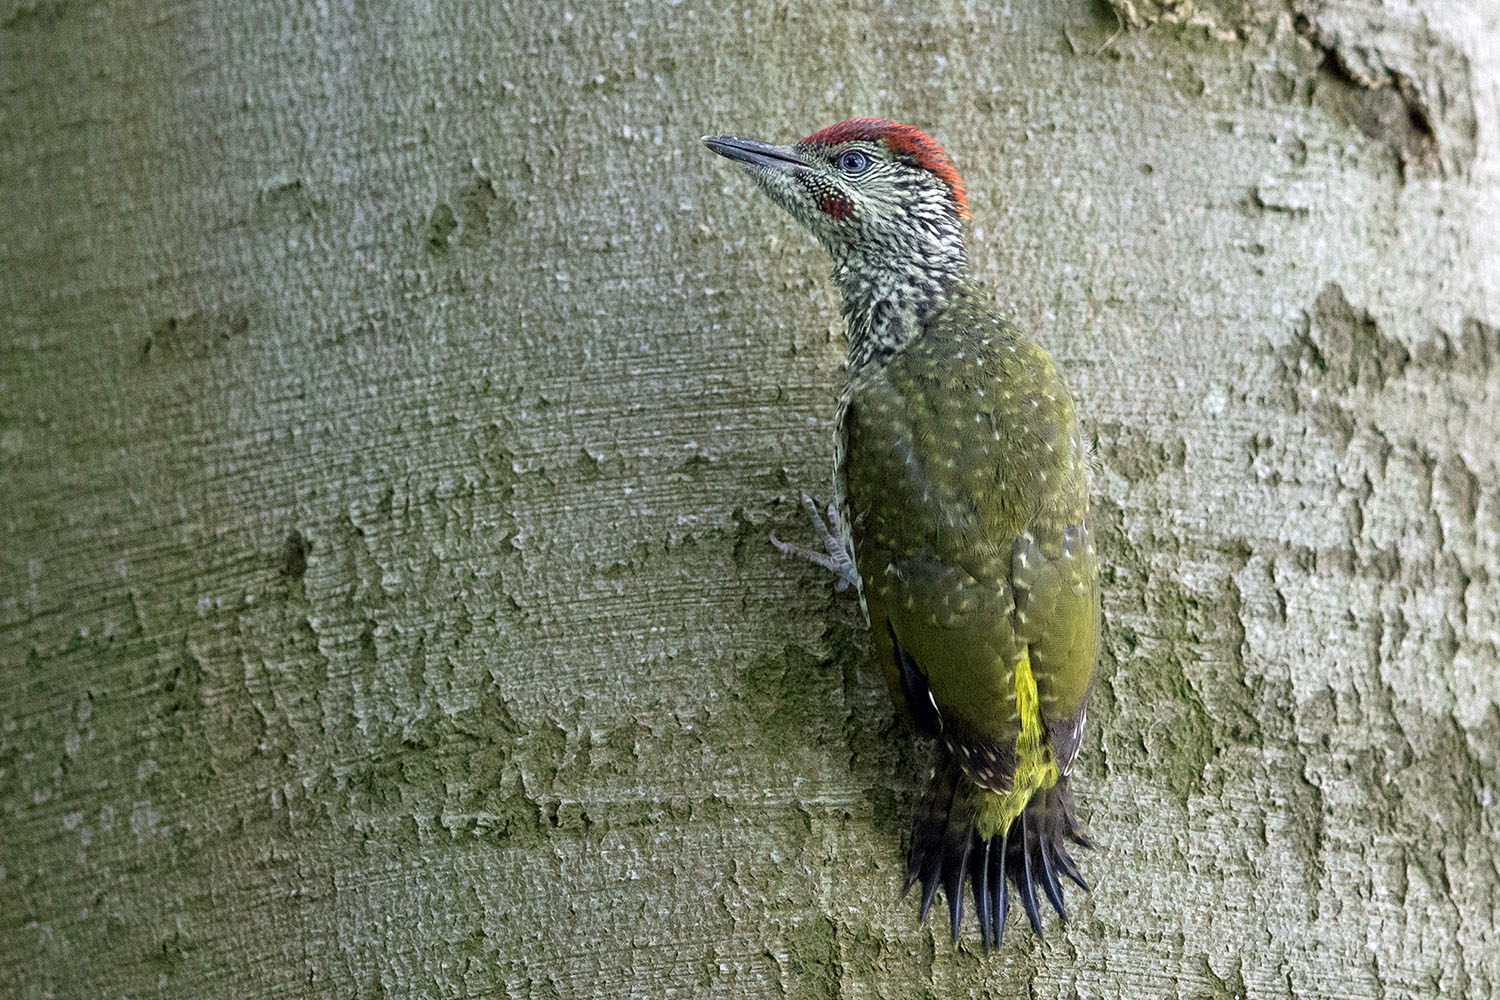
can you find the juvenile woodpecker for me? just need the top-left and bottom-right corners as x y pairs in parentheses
(704, 119), (1099, 947)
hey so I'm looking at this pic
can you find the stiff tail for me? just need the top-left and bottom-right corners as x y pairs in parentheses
(905, 755), (1091, 947)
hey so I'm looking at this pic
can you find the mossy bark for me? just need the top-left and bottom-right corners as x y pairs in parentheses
(2, 2), (1497, 997)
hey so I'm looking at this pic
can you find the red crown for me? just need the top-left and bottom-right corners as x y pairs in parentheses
(802, 118), (969, 218)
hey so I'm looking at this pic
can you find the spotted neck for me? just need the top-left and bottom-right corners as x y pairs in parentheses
(832, 242), (967, 370)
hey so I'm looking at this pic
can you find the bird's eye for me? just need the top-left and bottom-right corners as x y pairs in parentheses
(836, 150), (871, 175)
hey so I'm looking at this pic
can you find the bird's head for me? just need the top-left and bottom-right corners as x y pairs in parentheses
(703, 118), (969, 271)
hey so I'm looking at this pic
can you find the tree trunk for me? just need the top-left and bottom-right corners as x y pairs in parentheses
(3, 2), (1496, 997)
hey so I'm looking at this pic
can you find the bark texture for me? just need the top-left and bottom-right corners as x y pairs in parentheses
(2, 1), (1497, 997)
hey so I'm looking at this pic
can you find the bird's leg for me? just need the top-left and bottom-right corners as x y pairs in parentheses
(770, 492), (859, 592)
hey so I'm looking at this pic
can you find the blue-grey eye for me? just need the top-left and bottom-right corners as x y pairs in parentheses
(837, 150), (870, 175)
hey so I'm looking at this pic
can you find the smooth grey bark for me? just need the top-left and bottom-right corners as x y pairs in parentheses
(2, 1), (1497, 997)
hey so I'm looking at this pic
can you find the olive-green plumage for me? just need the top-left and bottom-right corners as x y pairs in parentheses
(704, 118), (1099, 947)
(847, 288), (1096, 757)
(843, 285), (1098, 942)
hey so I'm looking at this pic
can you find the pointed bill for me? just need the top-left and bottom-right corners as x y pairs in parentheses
(701, 135), (809, 174)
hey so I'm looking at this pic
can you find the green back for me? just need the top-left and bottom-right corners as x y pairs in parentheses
(842, 286), (1098, 762)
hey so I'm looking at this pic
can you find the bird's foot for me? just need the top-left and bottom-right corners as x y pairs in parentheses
(770, 492), (859, 592)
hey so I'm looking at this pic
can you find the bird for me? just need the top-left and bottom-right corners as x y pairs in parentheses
(703, 119), (1100, 948)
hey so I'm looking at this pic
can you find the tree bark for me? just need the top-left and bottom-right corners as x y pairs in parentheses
(2, 1), (1496, 997)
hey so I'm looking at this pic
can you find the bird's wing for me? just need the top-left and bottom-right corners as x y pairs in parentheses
(842, 323), (1097, 784)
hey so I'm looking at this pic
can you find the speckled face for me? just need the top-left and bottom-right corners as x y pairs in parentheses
(704, 119), (968, 270)
(791, 139), (963, 258)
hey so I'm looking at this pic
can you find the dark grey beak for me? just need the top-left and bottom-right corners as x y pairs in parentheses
(701, 135), (808, 174)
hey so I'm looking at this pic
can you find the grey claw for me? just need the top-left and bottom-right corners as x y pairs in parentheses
(769, 494), (859, 592)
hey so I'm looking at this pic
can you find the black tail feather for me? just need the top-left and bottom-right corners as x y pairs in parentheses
(942, 827), (971, 941)
(1036, 822), (1067, 921)
(972, 839), (992, 948)
(910, 769), (964, 925)
(1017, 809), (1043, 935)
(1054, 845), (1089, 892)
(907, 758), (1090, 947)
(990, 830), (1009, 946)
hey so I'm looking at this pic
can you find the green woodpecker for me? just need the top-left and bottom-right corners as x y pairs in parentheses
(704, 119), (1099, 947)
